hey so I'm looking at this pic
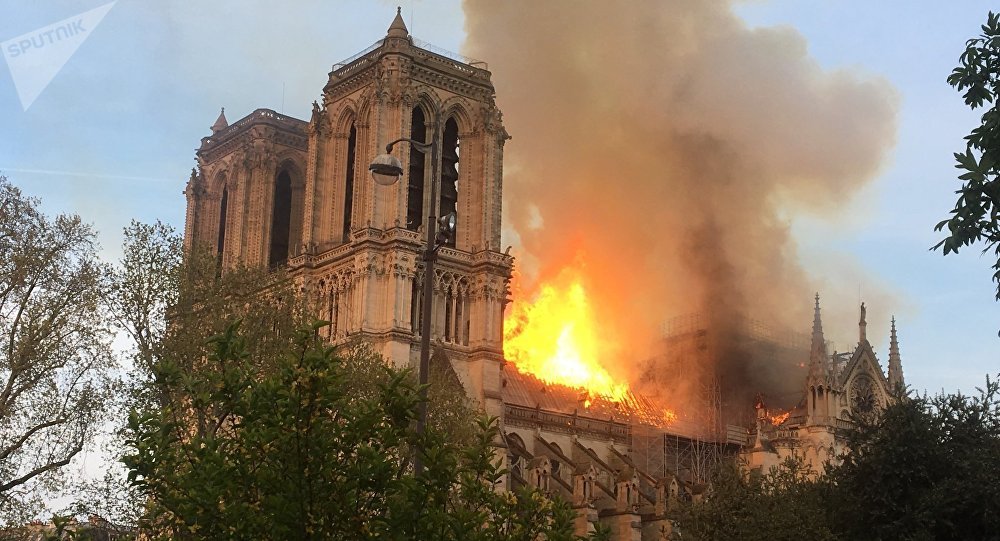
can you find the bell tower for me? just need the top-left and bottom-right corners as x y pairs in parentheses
(186, 10), (512, 419)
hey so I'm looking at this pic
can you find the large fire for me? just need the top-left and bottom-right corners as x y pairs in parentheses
(504, 269), (629, 400)
(504, 266), (674, 424)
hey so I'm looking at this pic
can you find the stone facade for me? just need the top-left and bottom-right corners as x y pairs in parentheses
(743, 296), (905, 475)
(184, 11), (512, 422)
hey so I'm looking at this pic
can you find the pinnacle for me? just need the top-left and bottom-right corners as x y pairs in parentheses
(888, 315), (904, 387)
(387, 6), (408, 38)
(211, 107), (228, 134)
(812, 293), (824, 342)
(808, 294), (829, 382)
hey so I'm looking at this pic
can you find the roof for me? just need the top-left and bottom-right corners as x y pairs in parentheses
(501, 367), (668, 426)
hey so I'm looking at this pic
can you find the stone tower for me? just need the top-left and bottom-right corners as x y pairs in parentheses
(183, 10), (512, 419)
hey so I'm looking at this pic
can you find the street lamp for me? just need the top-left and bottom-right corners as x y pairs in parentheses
(369, 131), (457, 476)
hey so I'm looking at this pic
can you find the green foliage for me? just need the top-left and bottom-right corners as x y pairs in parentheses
(675, 458), (836, 541)
(109, 221), (308, 430)
(93, 222), (310, 529)
(677, 378), (1000, 541)
(831, 379), (1000, 540)
(124, 322), (597, 540)
(935, 11), (1000, 305)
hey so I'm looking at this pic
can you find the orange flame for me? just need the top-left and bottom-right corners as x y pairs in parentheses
(504, 269), (631, 402)
(770, 412), (790, 426)
(503, 264), (678, 428)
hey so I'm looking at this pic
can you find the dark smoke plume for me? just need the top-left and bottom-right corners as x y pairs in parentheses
(462, 0), (898, 417)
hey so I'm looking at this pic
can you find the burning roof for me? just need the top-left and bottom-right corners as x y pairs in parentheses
(501, 367), (675, 428)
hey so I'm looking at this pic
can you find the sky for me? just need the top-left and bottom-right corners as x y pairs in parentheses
(0, 0), (997, 400)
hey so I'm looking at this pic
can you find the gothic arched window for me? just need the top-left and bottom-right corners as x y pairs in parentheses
(269, 169), (293, 266)
(439, 117), (459, 246)
(217, 186), (228, 256)
(411, 275), (423, 334)
(342, 124), (357, 241)
(406, 107), (427, 231)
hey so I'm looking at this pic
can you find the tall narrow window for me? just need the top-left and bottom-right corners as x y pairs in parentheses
(342, 124), (357, 240)
(455, 290), (466, 345)
(406, 107), (427, 231)
(439, 117), (459, 246)
(444, 287), (453, 342)
(217, 187), (228, 256)
(331, 290), (339, 338)
(411, 276), (423, 334)
(269, 170), (292, 266)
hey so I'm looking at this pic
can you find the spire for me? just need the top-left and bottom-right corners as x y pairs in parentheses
(211, 107), (228, 134)
(859, 301), (868, 343)
(808, 293), (829, 382)
(387, 6), (409, 38)
(887, 316), (904, 390)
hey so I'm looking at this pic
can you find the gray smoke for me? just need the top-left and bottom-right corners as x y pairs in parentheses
(462, 0), (898, 413)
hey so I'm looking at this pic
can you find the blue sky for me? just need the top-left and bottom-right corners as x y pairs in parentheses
(0, 0), (996, 396)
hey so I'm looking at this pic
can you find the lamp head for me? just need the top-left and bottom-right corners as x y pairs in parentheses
(369, 153), (404, 186)
(436, 212), (457, 246)
(439, 212), (457, 234)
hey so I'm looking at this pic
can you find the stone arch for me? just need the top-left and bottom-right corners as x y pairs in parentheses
(412, 88), (442, 121)
(274, 152), (306, 180)
(440, 99), (480, 252)
(438, 116), (460, 246)
(505, 432), (527, 481)
(404, 102), (431, 232)
(440, 96), (474, 135)
(356, 90), (375, 126)
(506, 431), (526, 452)
(207, 170), (230, 258)
(269, 157), (306, 266)
(330, 107), (359, 242)
(210, 169), (230, 193)
(332, 101), (357, 134)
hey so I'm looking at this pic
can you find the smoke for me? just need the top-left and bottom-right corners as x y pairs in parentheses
(462, 0), (898, 414)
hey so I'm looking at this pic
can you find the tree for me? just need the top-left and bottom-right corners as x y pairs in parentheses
(674, 458), (836, 541)
(108, 221), (308, 417)
(935, 11), (1000, 304)
(94, 221), (311, 528)
(0, 176), (113, 523)
(124, 322), (603, 540)
(830, 381), (1000, 540)
(106, 220), (182, 393)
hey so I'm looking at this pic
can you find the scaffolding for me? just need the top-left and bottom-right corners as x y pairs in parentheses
(629, 312), (809, 485)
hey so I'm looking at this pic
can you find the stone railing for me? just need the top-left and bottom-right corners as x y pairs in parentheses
(331, 38), (384, 72)
(201, 108), (306, 148)
(505, 404), (631, 443)
(834, 418), (855, 430)
(327, 36), (489, 85)
(411, 37), (488, 71)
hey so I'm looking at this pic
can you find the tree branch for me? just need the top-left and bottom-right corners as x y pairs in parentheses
(0, 439), (84, 494)
(0, 417), (65, 462)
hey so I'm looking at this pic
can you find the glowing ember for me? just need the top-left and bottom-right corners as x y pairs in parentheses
(504, 271), (631, 403)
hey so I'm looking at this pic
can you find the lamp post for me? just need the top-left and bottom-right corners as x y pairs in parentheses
(369, 126), (456, 476)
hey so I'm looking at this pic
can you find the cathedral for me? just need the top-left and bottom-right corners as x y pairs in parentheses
(744, 297), (905, 476)
(181, 11), (905, 540)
